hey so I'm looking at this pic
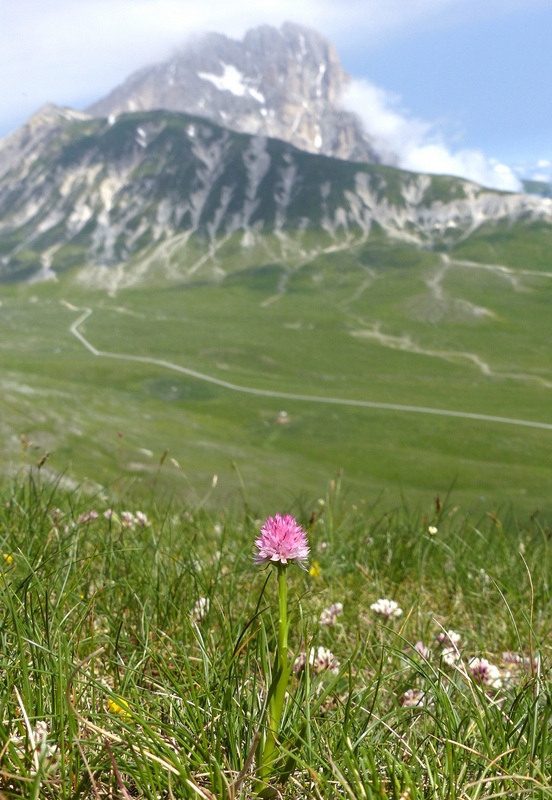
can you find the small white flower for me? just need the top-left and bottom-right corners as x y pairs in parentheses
(428, 525), (438, 535)
(191, 597), (210, 623)
(414, 641), (430, 659)
(399, 688), (427, 707)
(319, 602), (344, 626)
(441, 646), (461, 666)
(476, 567), (491, 584)
(370, 598), (403, 618)
(293, 652), (307, 674)
(311, 646), (340, 674)
(437, 629), (461, 646)
(11, 721), (59, 776)
(121, 511), (136, 529)
(135, 510), (148, 527)
(77, 510), (99, 524)
(294, 646), (340, 675)
(469, 657), (502, 689)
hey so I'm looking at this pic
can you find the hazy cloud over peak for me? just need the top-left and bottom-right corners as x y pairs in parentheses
(343, 79), (521, 191)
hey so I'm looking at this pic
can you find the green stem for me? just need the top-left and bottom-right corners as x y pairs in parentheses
(258, 563), (289, 786)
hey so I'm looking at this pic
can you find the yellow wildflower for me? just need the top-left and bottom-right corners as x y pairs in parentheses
(107, 697), (131, 719)
(3, 553), (13, 564)
(309, 560), (321, 578)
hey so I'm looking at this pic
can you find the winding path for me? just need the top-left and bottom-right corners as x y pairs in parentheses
(69, 306), (552, 433)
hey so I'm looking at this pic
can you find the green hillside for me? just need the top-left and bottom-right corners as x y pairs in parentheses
(1, 111), (551, 516)
(1, 224), (552, 517)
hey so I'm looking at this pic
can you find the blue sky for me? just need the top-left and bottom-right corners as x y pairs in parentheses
(1, 0), (550, 188)
(339, 3), (551, 168)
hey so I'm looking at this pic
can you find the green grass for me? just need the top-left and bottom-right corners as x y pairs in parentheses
(1, 230), (552, 518)
(0, 471), (551, 798)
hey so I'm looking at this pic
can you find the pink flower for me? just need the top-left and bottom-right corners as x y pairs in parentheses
(468, 657), (502, 689)
(414, 641), (430, 660)
(77, 510), (99, 525)
(254, 514), (310, 568)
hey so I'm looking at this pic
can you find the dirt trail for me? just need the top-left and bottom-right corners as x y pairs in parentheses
(68, 305), (552, 433)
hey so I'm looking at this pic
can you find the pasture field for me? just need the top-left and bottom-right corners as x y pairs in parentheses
(0, 231), (552, 517)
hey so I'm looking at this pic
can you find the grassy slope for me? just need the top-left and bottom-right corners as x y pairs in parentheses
(1, 218), (551, 518)
(0, 474), (550, 798)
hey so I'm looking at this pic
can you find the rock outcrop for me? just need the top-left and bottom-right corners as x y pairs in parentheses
(87, 22), (382, 164)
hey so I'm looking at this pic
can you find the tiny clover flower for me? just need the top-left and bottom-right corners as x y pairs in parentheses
(441, 646), (461, 666)
(77, 510), (99, 525)
(399, 688), (428, 707)
(191, 596), (210, 623)
(414, 641), (430, 659)
(468, 657), (503, 689)
(319, 602), (344, 627)
(370, 598), (403, 618)
(293, 646), (340, 675)
(254, 513), (310, 568)
(437, 629), (461, 647)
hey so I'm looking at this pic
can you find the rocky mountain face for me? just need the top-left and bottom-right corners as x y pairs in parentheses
(0, 103), (92, 183)
(87, 22), (382, 165)
(1, 108), (551, 291)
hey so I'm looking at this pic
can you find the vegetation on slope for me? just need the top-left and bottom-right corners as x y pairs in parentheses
(0, 469), (550, 797)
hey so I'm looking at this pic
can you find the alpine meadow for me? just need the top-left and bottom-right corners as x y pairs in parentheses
(0, 21), (552, 800)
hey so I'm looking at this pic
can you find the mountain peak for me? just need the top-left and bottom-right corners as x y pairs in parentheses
(86, 23), (381, 164)
(0, 103), (92, 183)
(26, 103), (92, 128)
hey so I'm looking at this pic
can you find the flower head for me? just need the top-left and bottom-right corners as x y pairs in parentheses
(441, 646), (461, 666)
(107, 697), (132, 718)
(309, 560), (321, 578)
(191, 596), (210, 623)
(294, 646), (340, 675)
(399, 688), (427, 707)
(468, 657), (502, 689)
(319, 602), (344, 627)
(414, 641), (430, 660)
(437, 629), (461, 647)
(254, 514), (310, 568)
(77, 510), (99, 525)
(370, 598), (403, 619)
(134, 511), (149, 528)
(121, 511), (137, 529)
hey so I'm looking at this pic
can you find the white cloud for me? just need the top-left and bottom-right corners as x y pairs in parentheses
(343, 78), (521, 191)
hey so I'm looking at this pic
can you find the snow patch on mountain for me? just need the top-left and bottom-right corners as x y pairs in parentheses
(197, 63), (266, 104)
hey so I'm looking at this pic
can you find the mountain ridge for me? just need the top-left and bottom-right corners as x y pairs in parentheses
(0, 107), (550, 291)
